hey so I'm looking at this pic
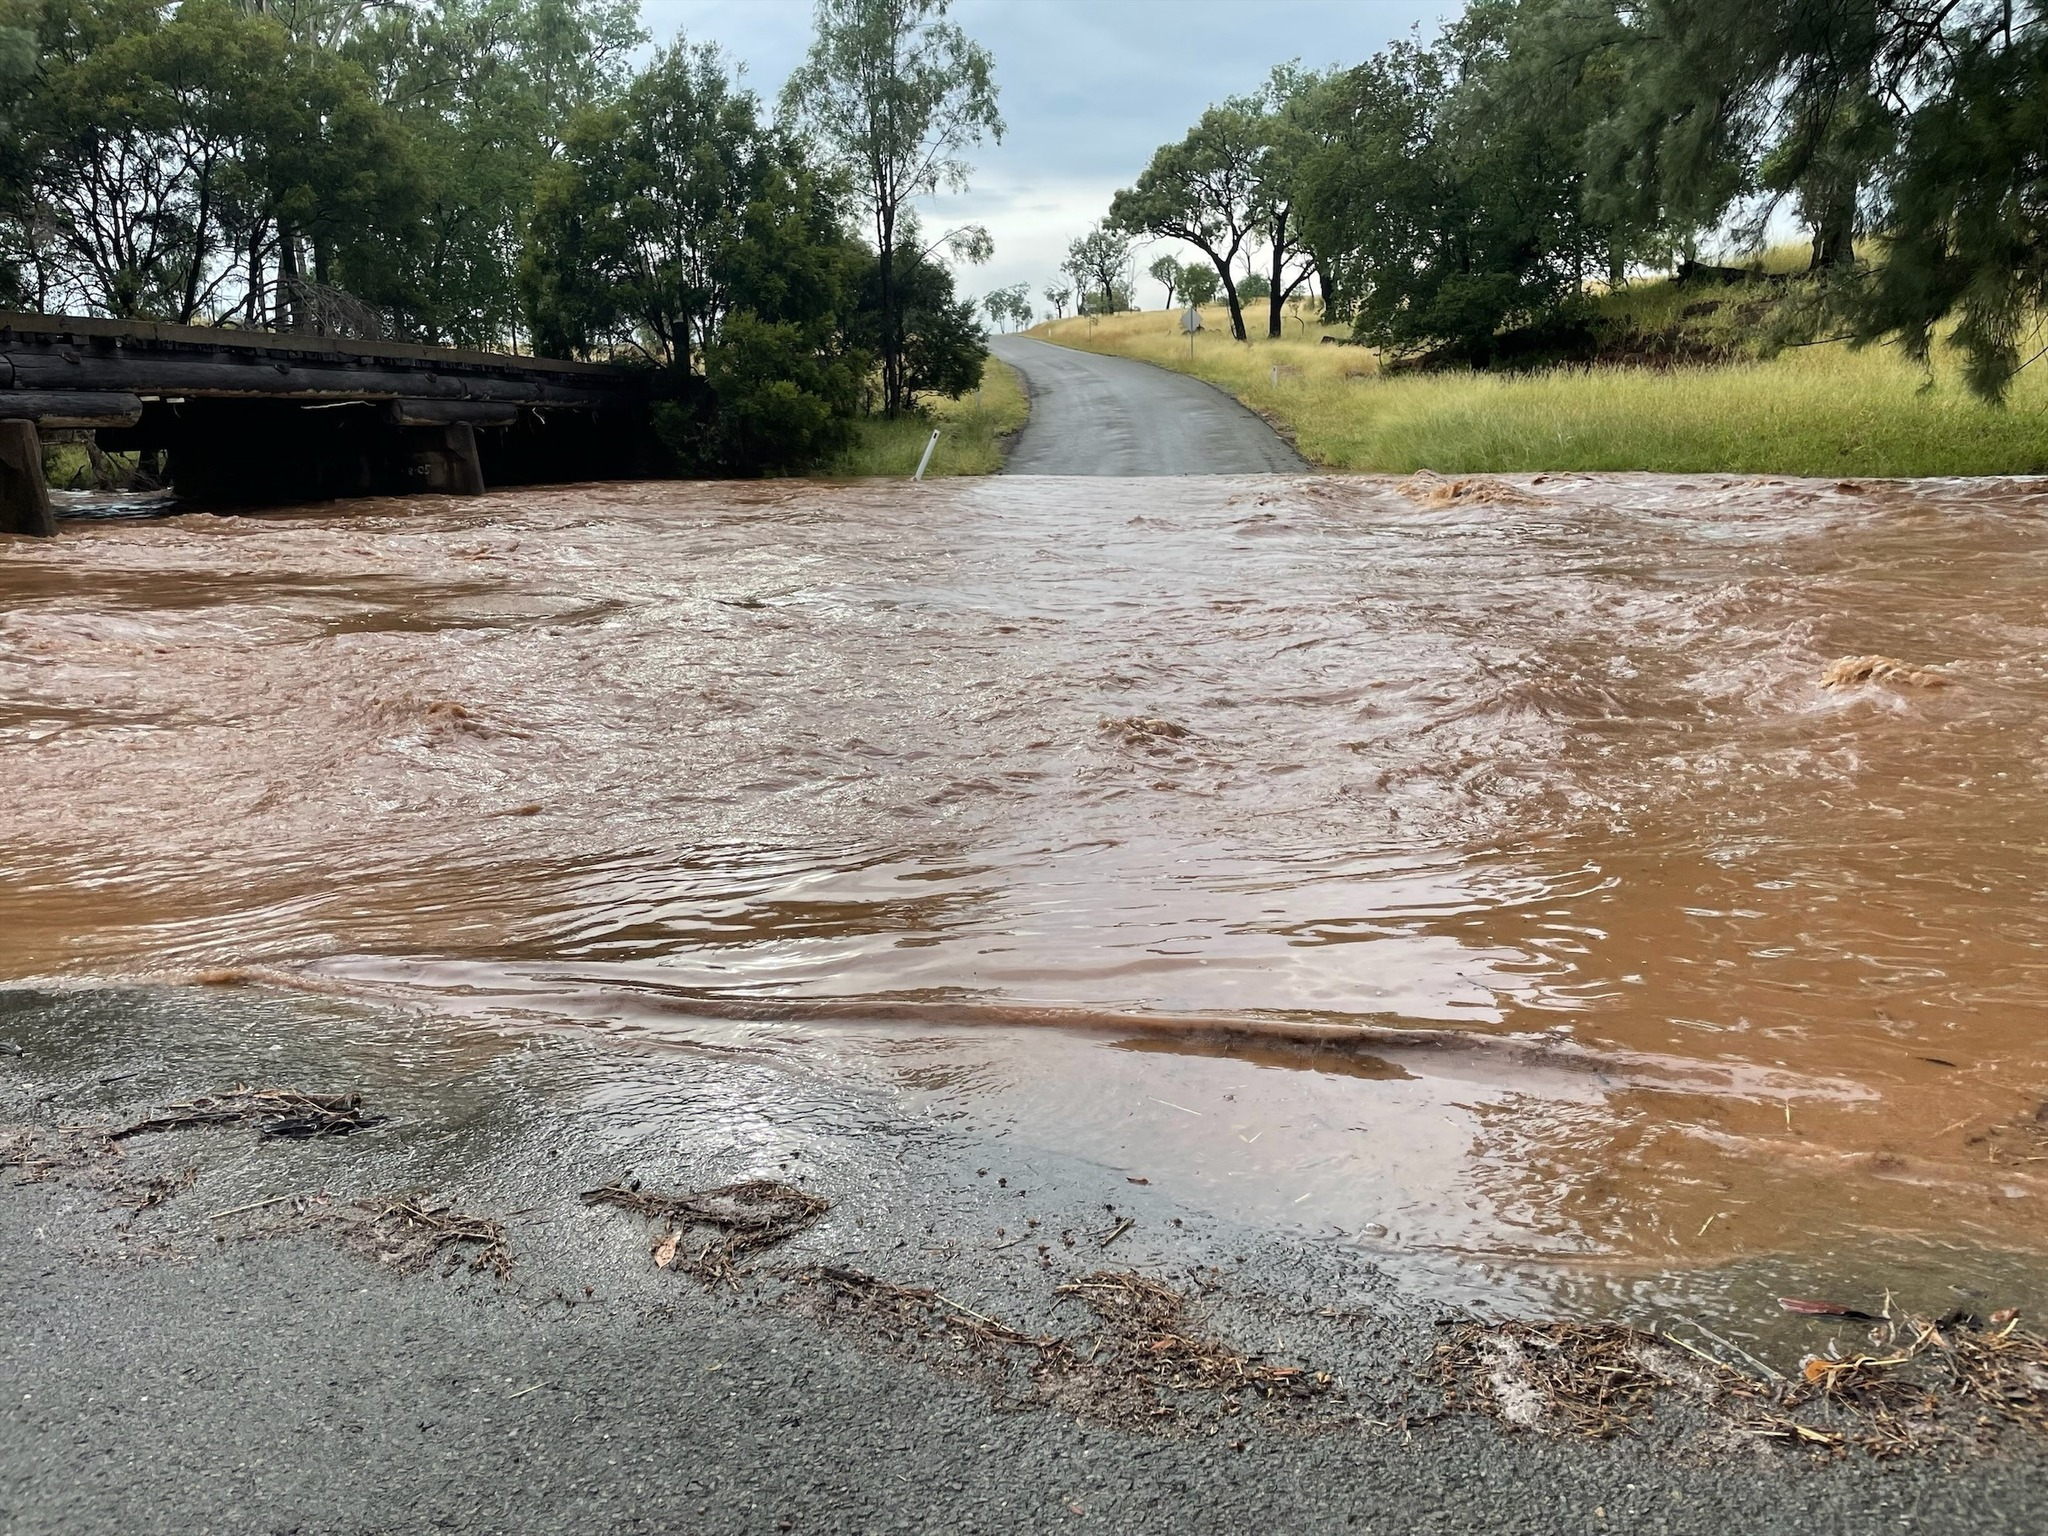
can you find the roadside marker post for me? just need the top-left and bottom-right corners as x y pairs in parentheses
(913, 429), (940, 480)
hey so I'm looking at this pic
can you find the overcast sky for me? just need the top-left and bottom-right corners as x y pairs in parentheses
(641, 0), (1457, 310)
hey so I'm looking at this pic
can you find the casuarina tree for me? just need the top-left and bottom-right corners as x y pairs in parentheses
(782, 0), (1002, 415)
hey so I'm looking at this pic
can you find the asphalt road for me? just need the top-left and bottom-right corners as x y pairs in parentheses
(5, 985), (2045, 1535)
(988, 335), (1305, 476)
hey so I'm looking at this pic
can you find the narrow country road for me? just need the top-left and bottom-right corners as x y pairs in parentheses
(988, 334), (1306, 475)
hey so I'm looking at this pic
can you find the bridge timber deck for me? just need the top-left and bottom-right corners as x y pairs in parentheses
(0, 312), (652, 535)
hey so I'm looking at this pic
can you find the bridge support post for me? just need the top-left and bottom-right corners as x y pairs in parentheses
(407, 422), (485, 496)
(0, 419), (56, 538)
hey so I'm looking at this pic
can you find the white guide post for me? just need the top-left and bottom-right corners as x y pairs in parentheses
(913, 429), (940, 481)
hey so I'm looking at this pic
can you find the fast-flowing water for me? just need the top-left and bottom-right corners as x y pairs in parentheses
(6, 473), (2046, 1332)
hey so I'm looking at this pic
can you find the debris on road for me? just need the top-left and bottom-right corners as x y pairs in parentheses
(108, 1088), (383, 1141)
(581, 1178), (829, 1281)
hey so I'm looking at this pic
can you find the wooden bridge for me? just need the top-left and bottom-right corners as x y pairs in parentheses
(0, 311), (652, 536)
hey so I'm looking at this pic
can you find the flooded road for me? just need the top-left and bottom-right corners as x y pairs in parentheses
(5, 471), (2047, 1330)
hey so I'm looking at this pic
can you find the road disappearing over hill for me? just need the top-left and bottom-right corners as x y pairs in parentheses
(988, 334), (1305, 475)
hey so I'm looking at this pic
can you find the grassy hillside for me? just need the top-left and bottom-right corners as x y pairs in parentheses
(1032, 281), (2048, 478)
(834, 355), (1029, 477)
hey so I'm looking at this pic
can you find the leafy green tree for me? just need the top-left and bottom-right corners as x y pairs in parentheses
(1108, 101), (1265, 339)
(521, 37), (872, 471)
(1845, 9), (2048, 400)
(1065, 224), (1129, 314)
(3, 0), (416, 324)
(521, 40), (781, 365)
(844, 231), (982, 404)
(1041, 282), (1070, 317)
(1579, 0), (1993, 275)
(345, 0), (643, 346)
(1175, 259), (1219, 307)
(1238, 270), (1270, 301)
(1242, 63), (1327, 336)
(1292, 22), (1606, 363)
(0, 9), (33, 306)
(783, 0), (1002, 414)
(1146, 253), (1180, 307)
(697, 308), (862, 471)
(979, 280), (1028, 331)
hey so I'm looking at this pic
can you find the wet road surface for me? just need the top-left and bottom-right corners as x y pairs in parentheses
(988, 335), (1305, 474)
(6, 985), (2044, 1535)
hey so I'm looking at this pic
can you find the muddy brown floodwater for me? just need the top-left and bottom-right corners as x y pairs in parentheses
(5, 472), (2048, 1335)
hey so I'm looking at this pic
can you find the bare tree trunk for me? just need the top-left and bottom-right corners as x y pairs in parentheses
(878, 203), (902, 416)
(245, 224), (264, 327)
(1808, 186), (1857, 271)
(277, 225), (301, 331)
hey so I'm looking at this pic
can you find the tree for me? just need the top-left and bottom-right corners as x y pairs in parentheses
(1578, 0), (1989, 276)
(1291, 23), (1607, 363)
(847, 234), (983, 404)
(520, 37), (872, 472)
(0, 10), (34, 306)
(1108, 101), (1264, 339)
(3, 0), (419, 325)
(979, 279), (1027, 331)
(1146, 253), (1179, 307)
(521, 40), (780, 367)
(344, 0), (644, 346)
(1844, 9), (2048, 400)
(1254, 63), (1334, 333)
(1041, 281), (1069, 317)
(1175, 259), (1218, 307)
(1066, 223), (1129, 314)
(782, 0), (1002, 415)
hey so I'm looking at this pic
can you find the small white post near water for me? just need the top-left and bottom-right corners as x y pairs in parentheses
(913, 429), (940, 480)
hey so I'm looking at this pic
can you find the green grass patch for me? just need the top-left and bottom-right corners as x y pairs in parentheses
(1033, 290), (2048, 478)
(833, 355), (1028, 477)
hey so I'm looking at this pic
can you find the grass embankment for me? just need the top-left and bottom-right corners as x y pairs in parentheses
(834, 354), (1028, 477)
(1032, 286), (2048, 478)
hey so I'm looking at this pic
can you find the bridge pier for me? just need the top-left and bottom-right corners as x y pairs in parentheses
(0, 419), (55, 538)
(405, 421), (485, 496)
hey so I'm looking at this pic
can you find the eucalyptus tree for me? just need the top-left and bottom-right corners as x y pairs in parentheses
(1146, 253), (1179, 307)
(1040, 282), (1070, 317)
(1108, 100), (1265, 339)
(521, 39), (790, 366)
(1175, 258), (1219, 308)
(979, 280), (1027, 331)
(2, 0), (415, 324)
(1065, 224), (1130, 315)
(1240, 63), (1328, 336)
(782, 0), (1002, 414)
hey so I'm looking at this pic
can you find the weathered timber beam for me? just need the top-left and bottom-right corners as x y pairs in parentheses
(0, 310), (630, 380)
(387, 398), (520, 427)
(0, 391), (144, 427)
(0, 419), (55, 537)
(3, 351), (619, 405)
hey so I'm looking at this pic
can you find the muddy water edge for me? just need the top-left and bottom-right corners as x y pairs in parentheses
(5, 471), (2048, 1369)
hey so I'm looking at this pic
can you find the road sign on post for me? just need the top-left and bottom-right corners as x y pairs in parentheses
(1181, 305), (1202, 359)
